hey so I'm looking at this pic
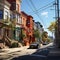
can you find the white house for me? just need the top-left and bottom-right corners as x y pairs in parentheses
(0, 0), (11, 37)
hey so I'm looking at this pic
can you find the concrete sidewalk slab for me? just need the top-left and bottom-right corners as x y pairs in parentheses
(0, 46), (29, 55)
(39, 43), (53, 49)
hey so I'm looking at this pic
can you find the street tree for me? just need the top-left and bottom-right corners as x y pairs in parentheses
(42, 31), (51, 44)
(34, 29), (41, 42)
(48, 22), (55, 31)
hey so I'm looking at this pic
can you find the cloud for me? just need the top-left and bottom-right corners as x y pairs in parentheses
(41, 11), (48, 17)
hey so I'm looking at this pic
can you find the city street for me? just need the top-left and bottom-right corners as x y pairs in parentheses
(0, 0), (60, 60)
(12, 43), (60, 60)
(0, 43), (53, 60)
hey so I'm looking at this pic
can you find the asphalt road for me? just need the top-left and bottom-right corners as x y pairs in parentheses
(12, 47), (60, 60)
(0, 43), (55, 60)
(12, 54), (60, 60)
(12, 49), (48, 60)
(12, 48), (49, 60)
(12, 55), (47, 60)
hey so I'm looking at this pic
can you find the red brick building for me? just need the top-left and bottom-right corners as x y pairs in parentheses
(21, 11), (35, 46)
(27, 15), (35, 43)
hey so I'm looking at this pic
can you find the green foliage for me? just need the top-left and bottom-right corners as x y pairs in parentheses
(19, 29), (26, 42)
(41, 31), (51, 44)
(0, 18), (16, 30)
(34, 29), (41, 39)
(21, 30), (26, 38)
(42, 31), (48, 42)
(47, 38), (51, 43)
(48, 21), (56, 32)
(11, 42), (18, 48)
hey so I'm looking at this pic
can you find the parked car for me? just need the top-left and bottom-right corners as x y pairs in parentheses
(29, 42), (40, 49)
(43, 43), (47, 45)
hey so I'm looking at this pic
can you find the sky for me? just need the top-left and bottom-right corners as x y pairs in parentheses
(21, 0), (60, 36)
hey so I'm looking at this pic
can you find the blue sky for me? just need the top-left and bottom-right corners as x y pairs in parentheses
(21, 0), (60, 36)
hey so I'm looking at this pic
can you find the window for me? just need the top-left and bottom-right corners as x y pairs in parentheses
(5, 11), (8, 20)
(20, 17), (22, 24)
(17, 14), (20, 23)
(10, 13), (13, 21)
(28, 29), (30, 32)
(16, 4), (19, 11)
(26, 20), (30, 24)
(26, 20), (30, 27)
(12, 2), (16, 10)
(0, 10), (3, 19)
(13, 14), (16, 19)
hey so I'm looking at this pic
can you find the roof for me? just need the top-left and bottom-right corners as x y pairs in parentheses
(35, 22), (43, 27)
(21, 11), (28, 16)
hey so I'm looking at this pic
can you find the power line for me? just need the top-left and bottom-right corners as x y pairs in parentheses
(26, 0), (44, 26)
(27, 1), (55, 13)
(36, 1), (55, 12)
(26, 0), (36, 14)
(25, 0), (55, 28)
(29, 0), (47, 27)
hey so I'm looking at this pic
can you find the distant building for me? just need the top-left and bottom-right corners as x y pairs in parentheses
(35, 22), (44, 34)
(34, 21), (44, 42)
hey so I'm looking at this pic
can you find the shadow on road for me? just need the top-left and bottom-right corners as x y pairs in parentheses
(12, 48), (49, 60)
(33, 48), (49, 56)
(12, 55), (47, 60)
(12, 45), (60, 60)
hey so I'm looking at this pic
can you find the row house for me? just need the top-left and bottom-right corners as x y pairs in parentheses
(21, 11), (28, 45)
(0, 0), (22, 48)
(0, 0), (11, 37)
(7, 0), (22, 41)
(27, 16), (35, 44)
(0, 0), (12, 47)
(21, 11), (35, 46)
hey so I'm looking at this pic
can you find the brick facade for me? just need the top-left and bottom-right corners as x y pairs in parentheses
(21, 11), (35, 46)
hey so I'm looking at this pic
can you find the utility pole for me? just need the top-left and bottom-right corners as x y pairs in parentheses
(55, 0), (60, 48)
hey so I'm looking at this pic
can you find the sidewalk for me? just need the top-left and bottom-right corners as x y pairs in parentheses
(39, 43), (53, 49)
(0, 46), (29, 55)
(0, 43), (53, 55)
